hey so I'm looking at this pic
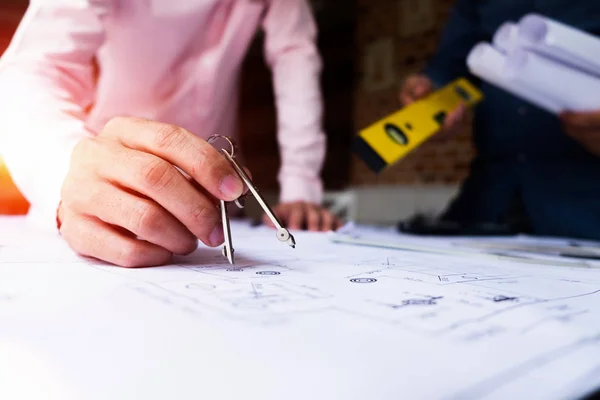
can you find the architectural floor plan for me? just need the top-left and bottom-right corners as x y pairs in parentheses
(2, 219), (600, 399)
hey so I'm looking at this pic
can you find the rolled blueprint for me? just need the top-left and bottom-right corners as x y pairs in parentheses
(466, 42), (562, 114)
(518, 13), (600, 78)
(504, 48), (600, 111)
(492, 22), (520, 53)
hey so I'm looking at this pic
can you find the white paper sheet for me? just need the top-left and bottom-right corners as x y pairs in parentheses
(2, 218), (600, 399)
(332, 222), (600, 268)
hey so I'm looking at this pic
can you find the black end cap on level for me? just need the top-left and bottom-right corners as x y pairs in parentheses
(352, 136), (387, 174)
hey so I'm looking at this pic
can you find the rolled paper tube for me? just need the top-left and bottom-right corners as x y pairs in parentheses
(467, 42), (562, 114)
(492, 22), (520, 53)
(504, 48), (600, 112)
(518, 13), (600, 78)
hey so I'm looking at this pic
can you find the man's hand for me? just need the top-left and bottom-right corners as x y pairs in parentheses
(263, 201), (342, 232)
(399, 74), (434, 105)
(560, 110), (600, 156)
(59, 117), (245, 268)
(399, 74), (467, 140)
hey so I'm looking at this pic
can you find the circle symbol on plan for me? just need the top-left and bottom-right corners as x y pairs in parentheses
(350, 278), (377, 283)
(256, 271), (280, 276)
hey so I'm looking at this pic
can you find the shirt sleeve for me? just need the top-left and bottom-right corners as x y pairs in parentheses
(0, 0), (109, 232)
(423, 0), (483, 88)
(261, 0), (326, 205)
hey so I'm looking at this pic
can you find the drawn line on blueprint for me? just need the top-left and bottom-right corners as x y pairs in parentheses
(519, 310), (591, 335)
(439, 289), (600, 334)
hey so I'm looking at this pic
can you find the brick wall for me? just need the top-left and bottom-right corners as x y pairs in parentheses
(351, 0), (475, 186)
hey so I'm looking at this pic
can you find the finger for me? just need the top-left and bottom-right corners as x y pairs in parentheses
(264, 203), (288, 228)
(187, 161), (248, 208)
(399, 75), (432, 106)
(563, 126), (581, 139)
(562, 127), (600, 156)
(93, 144), (223, 247)
(188, 179), (220, 208)
(399, 77), (417, 105)
(412, 79), (433, 99)
(442, 104), (466, 133)
(191, 167), (251, 199)
(399, 89), (417, 106)
(445, 104), (466, 126)
(335, 216), (344, 230)
(66, 181), (198, 255)
(560, 110), (600, 128)
(564, 125), (600, 139)
(455, 102), (467, 119)
(320, 210), (335, 232)
(186, 165), (251, 197)
(263, 213), (275, 227)
(102, 117), (244, 201)
(288, 203), (305, 230)
(263, 209), (280, 227)
(307, 205), (321, 232)
(61, 213), (173, 268)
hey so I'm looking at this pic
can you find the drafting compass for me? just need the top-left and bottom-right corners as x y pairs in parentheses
(207, 135), (296, 265)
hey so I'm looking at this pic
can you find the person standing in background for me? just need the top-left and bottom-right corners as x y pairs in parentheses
(399, 0), (600, 240)
(0, 0), (340, 268)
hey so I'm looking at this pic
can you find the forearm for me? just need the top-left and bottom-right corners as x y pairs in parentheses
(263, 0), (326, 204)
(272, 50), (326, 204)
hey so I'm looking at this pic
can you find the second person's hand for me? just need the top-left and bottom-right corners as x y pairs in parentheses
(398, 74), (467, 140)
(560, 110), (600, 156)
(263, 201), (343, 232)
(58, 117), (245, 268)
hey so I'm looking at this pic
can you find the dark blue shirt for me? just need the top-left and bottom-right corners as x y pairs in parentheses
(423, 0), (600, 240)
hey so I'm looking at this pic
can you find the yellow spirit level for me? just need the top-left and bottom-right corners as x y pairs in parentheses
(353, 78), (483, 173)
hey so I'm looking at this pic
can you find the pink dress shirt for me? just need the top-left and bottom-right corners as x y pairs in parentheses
(0, 0), (326, 231)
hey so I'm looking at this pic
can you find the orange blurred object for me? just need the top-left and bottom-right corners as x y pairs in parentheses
(0, 2), (30, 215)
(0, 155), (29, 215)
